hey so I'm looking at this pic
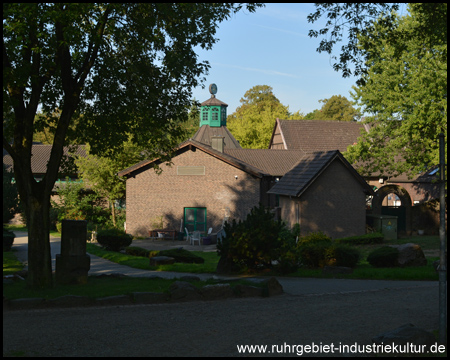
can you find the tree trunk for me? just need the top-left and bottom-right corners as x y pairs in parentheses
(110, 199), (116, 228)
(26, 194), (53, 289)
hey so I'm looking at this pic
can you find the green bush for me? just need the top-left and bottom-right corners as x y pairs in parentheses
(297, 231), (332, 246)
(295, 232), (332, 268)
(125, 246), (150, 257)
(3, 228), (15, 252)
(297, 240), (330, 268)
(217, 204), (286, 272)
(335, 232), (384, 245)
(97, 228), (132, 252)
(158, 248), (204, 264)
(325, 244), (360, 268)
(367, 246), (399, 268)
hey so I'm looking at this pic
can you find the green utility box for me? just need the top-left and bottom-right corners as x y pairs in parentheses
(367, 214), (398, 240)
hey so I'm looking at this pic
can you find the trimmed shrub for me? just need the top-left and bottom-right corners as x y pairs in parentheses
(296, 232), (332, 268)
(125, 246), (150, 257)
(335, 232), (384, 245)
(297, 231), (332, 246)
(3, 228), (15, 252)
(97, 228), (132, 252)
(297, 240), (330, 268)
(325, 244), (360, 268)
(367, 246), (399, 268)
(217, 204), (286, 272)
(158, 248), (204, 264)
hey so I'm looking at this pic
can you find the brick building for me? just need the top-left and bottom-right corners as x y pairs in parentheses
(269, 118), (442, 235)
(119, 86), (373, 239)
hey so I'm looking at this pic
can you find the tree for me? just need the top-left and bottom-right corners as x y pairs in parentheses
(75, 142), (143, 227)
(227, 85), (304, 148)
(3, 3), (263, 288)
(345, 5), (447, 177)
(307, 3), (446, 83)
(311, 95), (360, 121)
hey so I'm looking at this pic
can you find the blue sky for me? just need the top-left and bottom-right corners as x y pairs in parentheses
(191, 3), (360, 116)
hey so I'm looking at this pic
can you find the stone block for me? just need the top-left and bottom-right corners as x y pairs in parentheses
(132, 292), (169, 304)
(149, 256), (175, 266)
(61, 220), (87, 256)
(235, 284), (263, 297)
(95, 295), (132, 306)
(47, 295), (93, 308)
(169, 281), (201, 302)
(8, 298), (45, 310)
(372, 323), (435, 347)
(200, 284), (234, 300)
(264, 277), (283, 296)
(389, 243), (427, 267)
(55, 254), (91, 285)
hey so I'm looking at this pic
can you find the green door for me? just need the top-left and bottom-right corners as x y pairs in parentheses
(184, 208), (207, 233)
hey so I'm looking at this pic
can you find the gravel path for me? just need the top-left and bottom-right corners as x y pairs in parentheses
(3, 284), (441, 357)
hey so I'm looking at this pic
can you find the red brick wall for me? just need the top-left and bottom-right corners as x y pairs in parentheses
(280, 160), (367, 239)
(125, 148), (261, 237)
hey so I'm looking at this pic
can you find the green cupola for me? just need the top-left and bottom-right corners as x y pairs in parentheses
(200, 83), (228, 127)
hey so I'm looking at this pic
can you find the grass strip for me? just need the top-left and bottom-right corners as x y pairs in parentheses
(86, 243), (219, 273)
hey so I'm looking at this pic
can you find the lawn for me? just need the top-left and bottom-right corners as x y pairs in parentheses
(86, 243), (220, 273)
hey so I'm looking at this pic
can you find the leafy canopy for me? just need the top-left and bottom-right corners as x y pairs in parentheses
(227, 85), (303, 149)
(305, 95), (360, 121)
(307, 3), (446, 84)
(346, 4), (447, 177)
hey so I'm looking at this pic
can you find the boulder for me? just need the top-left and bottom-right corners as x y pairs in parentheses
(149, 256), (175, 266)
(235, 284), (263, 297)
(169, 281), (201, 302)
(200, 284), (234, 300)
(264, 277), (283, 296)
(389, 243), (427, 267)
(372, 323), (435, 347)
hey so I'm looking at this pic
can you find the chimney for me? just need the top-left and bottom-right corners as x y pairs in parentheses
(211, 136), (225, 153)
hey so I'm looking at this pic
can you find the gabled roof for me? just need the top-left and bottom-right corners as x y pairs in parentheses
(225, 149), (306, 177)
(269, 119), (366, 152)
(192, 125), (241, 149)
(117, 139), (267, 178)
(267, 150), (374, 197)
(3, 144), (86, 175)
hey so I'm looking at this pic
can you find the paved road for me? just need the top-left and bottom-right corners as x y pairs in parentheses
(3, 232), (442, 357)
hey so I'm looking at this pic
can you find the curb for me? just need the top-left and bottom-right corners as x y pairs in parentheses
(3, 277), (284, 311)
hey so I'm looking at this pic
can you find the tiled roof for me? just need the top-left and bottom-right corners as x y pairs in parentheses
(3, 144), (86, 175)
(192, 125), (241, 149)
(200, 96), (228, 107)
(267, 150), (374, 197)
(224, 149), (306, 177)
(272, 119), (366, 152)
(118, 139), (267, 178)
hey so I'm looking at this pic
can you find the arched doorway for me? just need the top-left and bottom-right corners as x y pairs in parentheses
(371, 184), (412, 235)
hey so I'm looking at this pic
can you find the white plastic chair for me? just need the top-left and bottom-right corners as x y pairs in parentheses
(184, 227), (190, 243)
(191, 231), (201, 246)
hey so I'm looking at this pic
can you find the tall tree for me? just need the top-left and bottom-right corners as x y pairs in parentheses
(227, 85), (303, 149)
(313, 95), (360, 121)
(307, 3), (446, 83)
(346, 5), (447, 177)
(3, 3), (263, 288)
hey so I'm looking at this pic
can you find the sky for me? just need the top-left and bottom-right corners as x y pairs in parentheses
(190, 3), (361, 116)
